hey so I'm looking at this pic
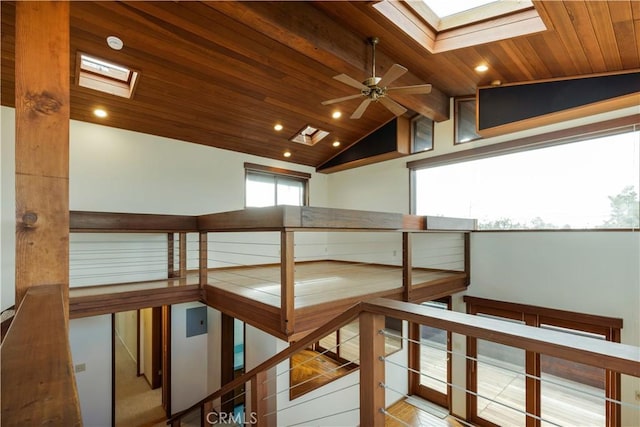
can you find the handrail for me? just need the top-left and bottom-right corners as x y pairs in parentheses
(1, 284), (82, 426)
(168, 297), (640, 424)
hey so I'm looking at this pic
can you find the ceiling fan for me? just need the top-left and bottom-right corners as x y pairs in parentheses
(322, 37), (432, 119)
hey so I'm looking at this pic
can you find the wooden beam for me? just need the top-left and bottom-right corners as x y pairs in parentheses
(281, 231), (295, 335)
(179, 232), (187, 278)
(14, 1), (70, 308)
(70, 211), (198, 232)
(359, 311), (386, 426)
(1, 285), (81, 426)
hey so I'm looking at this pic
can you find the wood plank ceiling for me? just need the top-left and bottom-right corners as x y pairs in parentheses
(1, 1), (638, 169)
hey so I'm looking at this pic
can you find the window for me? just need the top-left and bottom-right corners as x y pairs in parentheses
(412, 115), (434, 153)
(411, 125), (640, 230)
(455, 97), (481, 144)
(244, 163), (310, 207)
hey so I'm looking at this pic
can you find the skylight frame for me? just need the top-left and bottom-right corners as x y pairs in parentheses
(289, 124), (330, 146)
(76, 52), (140, 99)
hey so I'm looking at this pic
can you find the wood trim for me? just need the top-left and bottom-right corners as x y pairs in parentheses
(1, 285), (81, 426)
(70, 211), (198, 232)
(69, 286), (200, 319)
(407, 114), (639, 170)
(463, 296), (623, 330)
(168, 233), (175, 278)
(199, 232), (208, 288)
(244, 162), (312, 179)
(112, 314), (116, 427)
(14, 0), (70, 311)
(136, 310), (142, 377)
(178, 232), (187, 278)
(253, 371), (268, 427)
(151, 307), (162, 389)
(202, 285), (285, 341)
(221, 313), (235, 414)
(359, 312), (386, 426)
(402, 232), (412, 301)
(281, 231), (295, 335)
(162, 305), (172, 417)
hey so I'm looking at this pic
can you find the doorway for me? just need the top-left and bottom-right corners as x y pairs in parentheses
(113, 306), (170, 426)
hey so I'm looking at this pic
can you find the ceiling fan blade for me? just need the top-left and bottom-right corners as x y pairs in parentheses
(386, 84), (432, 95)
(321, 93), (363, 106)
(333, 73), (368, 90)
(379, 96), (407, 116)
(377, 64), (408, 88)
(351, 98), (372, 119)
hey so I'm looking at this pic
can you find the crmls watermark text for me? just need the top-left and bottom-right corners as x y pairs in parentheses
(206, 411), (258, 425)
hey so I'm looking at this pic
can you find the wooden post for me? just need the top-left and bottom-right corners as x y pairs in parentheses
(14, 1), (70, 309)
(360, 312), (386, 426)
(280, 231), (294, 335)
(168, 233), (175, 278)
(464, 233), (471, 286)
(402, 232), (412, 301)
(199, 232), (208, 287)
(201, 400), (214, 427)
(251, 371), (268, 427)
(179, 232), (187, 278)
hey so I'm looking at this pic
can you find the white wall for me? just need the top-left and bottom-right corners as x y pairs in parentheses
(171, 301), (209, 413)
(1, 107), (16, 310)
(69, 314), (112, 427)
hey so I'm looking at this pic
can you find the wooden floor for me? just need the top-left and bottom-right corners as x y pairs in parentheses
(69, 275), (199, 297)
(289, 349), (354, 399)
(207, 261), (463, 308)
(385, 399), (463, 427)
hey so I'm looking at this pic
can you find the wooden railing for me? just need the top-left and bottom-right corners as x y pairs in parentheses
(167, 297), (640, 426)
(1, 284), (82, 426)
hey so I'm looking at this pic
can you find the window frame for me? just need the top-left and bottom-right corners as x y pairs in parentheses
(244, 163), (310, 207)
(411, 114), (435, 153)
(454, 96), (482, 144)
(408, 116), (639, 230)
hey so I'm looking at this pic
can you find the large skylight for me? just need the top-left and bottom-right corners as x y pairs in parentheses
(423, 0), (496, 18)
(375, 0), (543, 53)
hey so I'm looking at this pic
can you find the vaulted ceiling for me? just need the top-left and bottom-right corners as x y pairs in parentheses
(1, 1), (638, 168)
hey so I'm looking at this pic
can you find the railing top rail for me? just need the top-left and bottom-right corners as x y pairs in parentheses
(1, 284), (82, 426)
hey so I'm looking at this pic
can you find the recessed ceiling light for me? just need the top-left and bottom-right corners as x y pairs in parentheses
(332, 111), (342, 119)
(106, 36), (123, 51)
(94, 109), (108, 118)
(274, 123), (283, 131)
(283, 151), (292, 158)
(475, 64), (489, 72)
(332, 141), (341, 147)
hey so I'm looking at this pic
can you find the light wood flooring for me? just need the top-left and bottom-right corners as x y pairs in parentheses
(207, 261), (462, 308)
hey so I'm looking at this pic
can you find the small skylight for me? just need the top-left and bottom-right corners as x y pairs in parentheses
(290, 125), (330, 146)
(77, 53), (139, 99)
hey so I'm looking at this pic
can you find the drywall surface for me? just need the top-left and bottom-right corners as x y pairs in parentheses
(69, 314), (112, 427)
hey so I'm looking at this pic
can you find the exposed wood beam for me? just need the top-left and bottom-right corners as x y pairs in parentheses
(14, 1), (70, 308)
(204, 1), (449, 121)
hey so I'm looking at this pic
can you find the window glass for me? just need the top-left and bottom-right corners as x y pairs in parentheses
(455, 97), (481, 143)
(245, 170), (307, 207)
(412, 115), (434, 153)
(414, 130), (640, 229)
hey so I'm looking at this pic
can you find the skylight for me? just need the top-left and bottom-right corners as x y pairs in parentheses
(423, 0), (495, 18)
(374, 0), (543, 53)
(77, 53), (139, 99)
(290, 125), (330, 146)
